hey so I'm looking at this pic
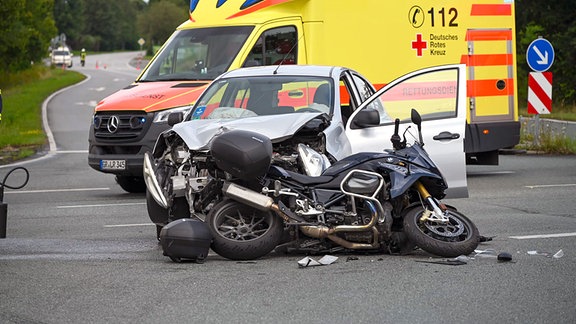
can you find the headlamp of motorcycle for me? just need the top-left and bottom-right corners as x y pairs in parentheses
(297, 143), (331, 177)
(171, 144), (190, 164)
(153, 105), (193, 123)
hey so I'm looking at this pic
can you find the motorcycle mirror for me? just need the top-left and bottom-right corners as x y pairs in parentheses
(410, 109), (422, 127)
(411, 109), (424, 145)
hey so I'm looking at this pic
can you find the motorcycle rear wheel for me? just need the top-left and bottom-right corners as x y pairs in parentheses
(206, 199), (283, 260)
(403, 207), (479, 257)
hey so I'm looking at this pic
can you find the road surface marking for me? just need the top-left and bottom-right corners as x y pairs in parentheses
(525, 184), (576, 189)
(5, 187), (110, 194)
(104, 223), (155, 228)
(55, 150), (89, 154)
(509, 232), (576, 239)
(57, 202), (145, 209)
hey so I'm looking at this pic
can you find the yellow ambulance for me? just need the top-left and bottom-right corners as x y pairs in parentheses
(89, 0), (519, 192)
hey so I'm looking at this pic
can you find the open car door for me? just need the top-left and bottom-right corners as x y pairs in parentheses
(346, 64), (468, 198)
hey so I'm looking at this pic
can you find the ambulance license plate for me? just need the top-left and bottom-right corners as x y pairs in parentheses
(100, 159), (126, 170)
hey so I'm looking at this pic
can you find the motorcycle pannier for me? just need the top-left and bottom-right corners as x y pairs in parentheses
(159, 218), (212, 263)
(210, 130), (273, 179)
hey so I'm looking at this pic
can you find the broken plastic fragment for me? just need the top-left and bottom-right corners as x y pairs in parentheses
(298, 255), (338, 267)
(552, 249), (564, 259)
(318, 255), (338, 265)
(449, 255), (470, 263)
(473, 249), (498, 258)
(497, 252), (513, 262)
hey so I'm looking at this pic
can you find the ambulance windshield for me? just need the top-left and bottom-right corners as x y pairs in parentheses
(139, 26), (254, 82)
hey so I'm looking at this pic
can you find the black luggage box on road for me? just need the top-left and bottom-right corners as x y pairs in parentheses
(159, 218), (212, 263)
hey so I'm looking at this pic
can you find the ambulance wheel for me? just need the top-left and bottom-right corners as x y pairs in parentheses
(116, 175), (146, 193)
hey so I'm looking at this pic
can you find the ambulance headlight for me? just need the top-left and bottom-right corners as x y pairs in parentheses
(153, 106), (192, 123)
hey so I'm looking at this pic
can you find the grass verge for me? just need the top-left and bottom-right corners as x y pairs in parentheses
(0, 65), (86, 164)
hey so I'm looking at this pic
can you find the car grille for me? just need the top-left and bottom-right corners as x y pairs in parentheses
(93, 112), (153, 140)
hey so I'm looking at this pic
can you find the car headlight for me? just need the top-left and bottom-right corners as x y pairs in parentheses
(153, 106), (193, 123)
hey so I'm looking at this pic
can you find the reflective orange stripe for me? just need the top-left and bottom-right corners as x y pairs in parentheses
(465, 29), (512, 41)
(467, 79), (514, 97)
(227, 0), (292, 19)
(471, 4), (512, 16)
(460, 54), (513, 66)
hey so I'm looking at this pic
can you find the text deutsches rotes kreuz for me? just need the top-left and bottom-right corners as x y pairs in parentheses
(429, 34), (458, 56)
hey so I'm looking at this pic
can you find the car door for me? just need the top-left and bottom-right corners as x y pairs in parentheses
(346, 64), (468, 198)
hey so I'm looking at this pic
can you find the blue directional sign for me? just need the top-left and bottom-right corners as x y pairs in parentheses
(526, 38), (554, 72)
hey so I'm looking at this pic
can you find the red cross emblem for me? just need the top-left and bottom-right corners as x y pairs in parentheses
(411, 34), (427, 56)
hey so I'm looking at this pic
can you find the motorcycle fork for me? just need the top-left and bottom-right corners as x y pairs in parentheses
(413, 181), (450, 223)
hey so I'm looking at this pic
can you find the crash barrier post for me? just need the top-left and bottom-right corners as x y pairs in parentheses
(0, 167), (30, 238)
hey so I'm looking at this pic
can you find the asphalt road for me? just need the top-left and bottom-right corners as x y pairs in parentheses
(0, 52), (575, 324)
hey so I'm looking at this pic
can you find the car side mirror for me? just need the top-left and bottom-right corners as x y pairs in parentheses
(352, 109), (380, 128)
(167, 112), (184, 126)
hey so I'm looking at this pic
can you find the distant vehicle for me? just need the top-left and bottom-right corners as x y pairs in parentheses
(50, 47), (73, 68)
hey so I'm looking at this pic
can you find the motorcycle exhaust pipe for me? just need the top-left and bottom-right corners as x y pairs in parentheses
(222, 182), (274, 211)
(223, 182), (381, 250)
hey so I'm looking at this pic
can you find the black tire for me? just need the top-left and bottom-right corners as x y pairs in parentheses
(403, 207), (479, 257)
(115, 175), (146, 193)
(206, 199), (283, 260)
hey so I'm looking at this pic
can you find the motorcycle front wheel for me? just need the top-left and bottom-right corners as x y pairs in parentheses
(206, 199), (283, 260)
(403, 207), (479, 257)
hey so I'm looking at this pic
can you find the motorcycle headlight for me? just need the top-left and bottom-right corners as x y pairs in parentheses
(153, 106), (193, 123)
(298, 143), (331, 177)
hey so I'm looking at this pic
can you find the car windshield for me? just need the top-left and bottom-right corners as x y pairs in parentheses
(187, 75), (334, 120)
(53, 51), (70, 55)
(139, 26), (253, 82)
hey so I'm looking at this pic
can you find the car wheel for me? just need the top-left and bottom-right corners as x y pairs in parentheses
(115, 175), (146, 193)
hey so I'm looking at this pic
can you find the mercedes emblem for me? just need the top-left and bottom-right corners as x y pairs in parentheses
(107, 115), (120, 133)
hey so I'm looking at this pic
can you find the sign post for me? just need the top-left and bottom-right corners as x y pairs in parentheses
(526, 37), (554, 146)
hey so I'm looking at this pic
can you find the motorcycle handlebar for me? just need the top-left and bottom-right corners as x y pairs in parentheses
(390, 118), (402, 150)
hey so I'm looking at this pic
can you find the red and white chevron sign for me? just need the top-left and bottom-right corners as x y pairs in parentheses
(527, 72), (553, 114)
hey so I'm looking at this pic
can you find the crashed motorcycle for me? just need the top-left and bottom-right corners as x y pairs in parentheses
(144, 108), (480, 260)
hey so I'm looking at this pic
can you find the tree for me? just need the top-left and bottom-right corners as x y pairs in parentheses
(0, 0), (56, 73)
(516, 0), (576, 105)
(137, 1), (188, 55)
(53, 0), (85, 50)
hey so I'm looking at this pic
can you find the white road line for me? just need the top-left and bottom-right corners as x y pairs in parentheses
(57, 202), (145, 209)
(104, 223), (155, 228)
(55, 150), (89, 154)
(509, 232), (576, 240)
(525, 184), (576, 189)
(5, 187), (110, 194)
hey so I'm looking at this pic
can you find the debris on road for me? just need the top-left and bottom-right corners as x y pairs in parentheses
(298, 255), (338, 267)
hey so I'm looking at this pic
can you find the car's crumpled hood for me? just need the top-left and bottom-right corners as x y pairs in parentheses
(172, 113), (325, 150)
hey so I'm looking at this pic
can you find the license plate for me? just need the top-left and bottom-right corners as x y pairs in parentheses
(100, 159), (126, 170)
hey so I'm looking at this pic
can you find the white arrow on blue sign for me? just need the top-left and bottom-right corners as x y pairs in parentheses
(526, 38), (554, 72)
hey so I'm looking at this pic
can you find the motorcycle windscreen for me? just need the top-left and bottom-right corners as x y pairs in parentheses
(346, 64), (468, 199)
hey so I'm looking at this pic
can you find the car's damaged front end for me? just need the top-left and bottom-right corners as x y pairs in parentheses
(144, 112), (334, 227)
